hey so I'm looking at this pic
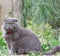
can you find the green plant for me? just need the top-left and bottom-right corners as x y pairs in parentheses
(28, 52), (42, 56)
(23, 0), (60, 28)
(23, 0), (59, 51)
(0, 31), (7, 49)
(27, 21), (59, 51)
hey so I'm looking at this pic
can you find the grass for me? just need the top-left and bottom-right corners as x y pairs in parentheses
(0, 48), (60, 56)
(0, 48), (9, 56)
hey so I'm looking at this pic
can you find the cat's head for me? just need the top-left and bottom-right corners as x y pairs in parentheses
(3, 18), (19, 34)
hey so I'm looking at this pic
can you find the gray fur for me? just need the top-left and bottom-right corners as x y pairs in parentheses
(2, 18), (42, 55)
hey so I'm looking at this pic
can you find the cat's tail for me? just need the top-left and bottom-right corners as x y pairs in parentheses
(43, 46), (60, 55)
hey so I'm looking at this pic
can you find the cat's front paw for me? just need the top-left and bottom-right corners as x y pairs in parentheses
(9, 50), (16, 55)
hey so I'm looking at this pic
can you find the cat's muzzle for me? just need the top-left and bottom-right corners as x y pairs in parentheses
(6, 29), (13, 34)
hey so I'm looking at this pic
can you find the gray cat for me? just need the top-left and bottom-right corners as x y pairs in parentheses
(2, 18), (60, 55)
(2, 18), (42, 55)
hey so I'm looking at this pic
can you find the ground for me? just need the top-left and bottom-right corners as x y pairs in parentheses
(0, 48), (60, 56)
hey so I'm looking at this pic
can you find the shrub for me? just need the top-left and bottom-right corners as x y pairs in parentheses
(27, 21), (59, 51)
(0, 31), (7, 49)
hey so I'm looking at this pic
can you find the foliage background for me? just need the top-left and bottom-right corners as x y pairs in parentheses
(0, 0), (60, 55)
(23, 0), (60, 51)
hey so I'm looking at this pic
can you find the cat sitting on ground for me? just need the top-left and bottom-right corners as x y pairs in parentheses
(2, 18), (42, 55)
(2, 18), (60, 55)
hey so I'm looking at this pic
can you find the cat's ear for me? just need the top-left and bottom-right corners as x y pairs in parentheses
(12, 18), (18, 22)
(15, 19), (18, 22)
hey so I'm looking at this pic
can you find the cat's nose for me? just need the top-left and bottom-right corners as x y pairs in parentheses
(6, 25), (10, 29)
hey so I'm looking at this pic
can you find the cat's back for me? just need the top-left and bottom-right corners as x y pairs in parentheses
(20, 27), (37, 38)
(18, 27), (42, 53)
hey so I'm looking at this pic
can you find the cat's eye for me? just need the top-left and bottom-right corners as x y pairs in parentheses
(14, 27), (16, 29)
